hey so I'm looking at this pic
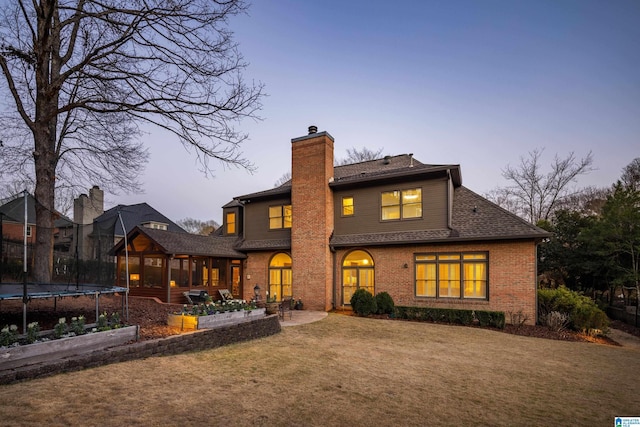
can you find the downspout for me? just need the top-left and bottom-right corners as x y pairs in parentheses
(446, 169), (453, 230)
(330, 243), (336, 310)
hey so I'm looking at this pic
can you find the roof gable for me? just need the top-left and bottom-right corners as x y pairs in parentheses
(95, 203), (185, 235)
(112, 226), (245, 258)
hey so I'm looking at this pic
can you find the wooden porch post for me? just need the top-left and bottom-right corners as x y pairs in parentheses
(167, 255), (172, 303)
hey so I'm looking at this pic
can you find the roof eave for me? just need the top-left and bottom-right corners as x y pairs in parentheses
(330, 233), (549, 248)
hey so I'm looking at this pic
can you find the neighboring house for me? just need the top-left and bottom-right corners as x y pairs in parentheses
(0, 192), (73, 256)
(113, 127), (549, 324)
(73, 185), (186, 261)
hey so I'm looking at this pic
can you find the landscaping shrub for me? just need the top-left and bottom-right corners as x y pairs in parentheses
(350, 289), (377, 316)
(375, 292), (395, 315)
(537, 286), (609, 333)
(474, 310), (506, 329)
(395, 306), (505, 329)
(544, 311), (570, 332)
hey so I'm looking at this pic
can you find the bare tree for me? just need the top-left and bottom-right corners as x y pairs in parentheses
(554, 186), (611, 217)
(489, 149), (594, 224)
(177, 218), (219, 235)
(274, 171), (291, 188)
(0, 0), (263, 281)
(335, 147), (385, 166)
(621, 158), (640, 191)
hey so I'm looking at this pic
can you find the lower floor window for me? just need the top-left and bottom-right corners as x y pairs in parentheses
(415, 253), (487, 299)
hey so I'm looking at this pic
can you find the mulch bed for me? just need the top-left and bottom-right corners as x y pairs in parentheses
(343, 311), (627, 346)
(0, 295), (183, 341)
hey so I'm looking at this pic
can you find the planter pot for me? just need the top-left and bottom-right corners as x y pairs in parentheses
(0, 325), (139, 371)
(265, 302), (280, 315)
(167, 308), (266, 331)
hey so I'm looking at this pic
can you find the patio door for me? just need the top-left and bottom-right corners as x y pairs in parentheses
(342, 250), (375, 305)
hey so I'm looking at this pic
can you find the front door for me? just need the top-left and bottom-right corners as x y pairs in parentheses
(230, 265), (241, 298)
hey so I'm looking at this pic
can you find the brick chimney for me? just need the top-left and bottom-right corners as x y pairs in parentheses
(74, 185), (104, 225)
(291, 126), (335, 311)
(73, 185), (104, 260)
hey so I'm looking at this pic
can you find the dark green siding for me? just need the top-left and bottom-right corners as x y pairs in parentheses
(333, 178), (448, 235)
(243, 197), (292, 241)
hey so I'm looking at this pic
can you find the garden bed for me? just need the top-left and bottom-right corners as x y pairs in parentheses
(0, 325), (139, 371)
(167, 308), (266, 331)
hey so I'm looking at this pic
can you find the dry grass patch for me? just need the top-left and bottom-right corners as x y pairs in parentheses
(1, 314), (639, 426)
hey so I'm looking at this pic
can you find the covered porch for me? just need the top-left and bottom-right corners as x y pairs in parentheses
(111, 226), (246, 304)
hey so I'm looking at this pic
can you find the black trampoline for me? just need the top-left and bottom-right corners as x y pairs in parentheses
(0, 283), (128, 333)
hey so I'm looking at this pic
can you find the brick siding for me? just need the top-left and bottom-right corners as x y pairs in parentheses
(334, 240), (538, 325)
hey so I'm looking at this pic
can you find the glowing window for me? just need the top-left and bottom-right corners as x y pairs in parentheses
(269, 205), (292, 229)
(342, 197), (354, 216)
(226, 212), (236, 234)
(381, 188), (422, 220)
(415, 253), (487, 299)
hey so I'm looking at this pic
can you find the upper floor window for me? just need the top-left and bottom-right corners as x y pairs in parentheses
(269, 205), (292, 229)
(26, 225), (32, 237)
(381, 188), (422, 221)
(142, 221), (168, 230)
(342, 197), (354, 216)
(226, 212), (236, 234)
(415, 252), (487, 299)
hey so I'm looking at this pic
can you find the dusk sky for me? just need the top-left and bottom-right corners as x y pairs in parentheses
(115, 0), (640, 225)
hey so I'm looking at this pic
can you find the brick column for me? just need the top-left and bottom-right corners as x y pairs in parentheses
(291, 127), (335, 311)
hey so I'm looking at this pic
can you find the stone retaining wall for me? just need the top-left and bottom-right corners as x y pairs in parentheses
(0, 315), (281, 385)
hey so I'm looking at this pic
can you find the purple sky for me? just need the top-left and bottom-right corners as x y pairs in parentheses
(114, 0), (640, 224)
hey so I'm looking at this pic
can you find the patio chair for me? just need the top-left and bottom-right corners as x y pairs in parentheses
(279, 298), (293, 320)
(184, 290), (209, 304)
(219, 289), (242, 303)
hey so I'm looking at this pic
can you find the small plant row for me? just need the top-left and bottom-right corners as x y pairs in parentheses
(179, 299), (258, 316)
(0, 312), (123, 348)
(395, 306), (506, 329)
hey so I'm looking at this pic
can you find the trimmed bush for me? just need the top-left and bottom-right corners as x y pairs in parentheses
(350, 289), (377, 316)
(395, 306), (505, 329)
(537, 286), (609, 333)
(474, 310), (506, 329)
(375, 292), (395, 315)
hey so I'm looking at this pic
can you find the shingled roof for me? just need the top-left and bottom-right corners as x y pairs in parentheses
(95, 203), (186, 236)
(235, 238), (291, 251)
(112, 226), (246, 258)
(0, 192), (72, 227)
(330, 186), (549, 247)
(236, 154), (460, 201)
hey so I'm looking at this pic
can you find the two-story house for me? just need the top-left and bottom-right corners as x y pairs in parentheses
(113, 126), (548, 324)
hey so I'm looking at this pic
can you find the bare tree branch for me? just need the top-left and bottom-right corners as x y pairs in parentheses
(491, 148), (594, 224)
(335, 147), (385, 166)
(0, 0), (264, 281)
